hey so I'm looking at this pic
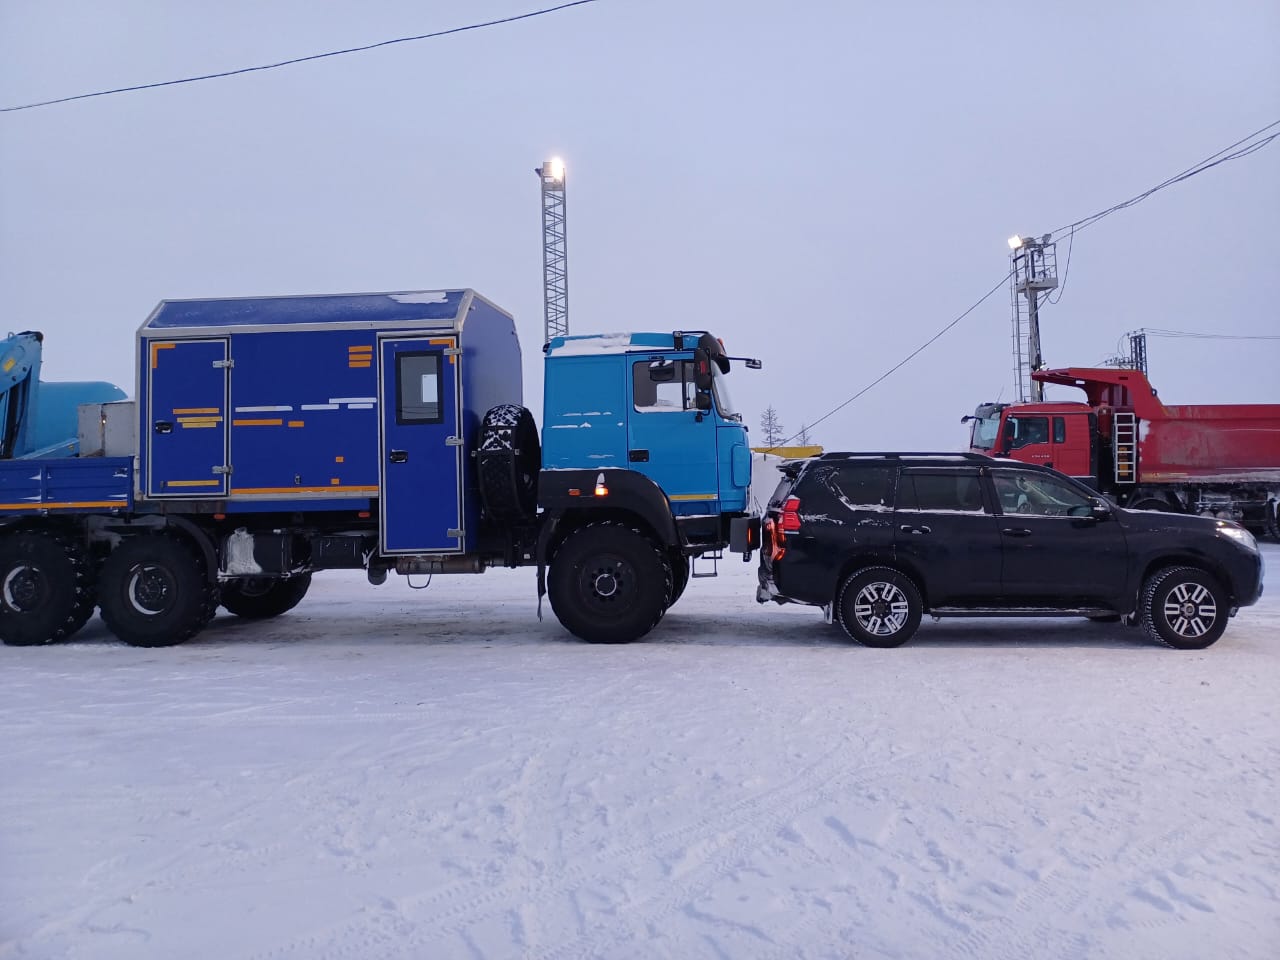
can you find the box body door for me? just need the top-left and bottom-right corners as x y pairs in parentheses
(379, 336), (463, 554)
(146, 338), (229, 497)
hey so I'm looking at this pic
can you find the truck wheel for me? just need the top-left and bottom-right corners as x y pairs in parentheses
(1140, 565), (1229, 650)
(668, 552), (691, 608)
(0, 530), (95, 646)
(98, 534), (210, 647)
(835, 566), (923, 648)
(1265, 500), (1280, 542)
(477, 404), (541, 522)
(221, 574), (312, 619)
(548, 522), (668, 643)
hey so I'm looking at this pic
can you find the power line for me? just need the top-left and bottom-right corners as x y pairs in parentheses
(771, 119), (1280, 449)
(1047, 119), (1280, 239)
(1141, 327), (1280, 341)
(1, 0), (602, 113)
(762, 270), (1015, 451)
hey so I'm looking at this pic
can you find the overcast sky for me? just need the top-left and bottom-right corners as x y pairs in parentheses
(2, 0), (1277, 451)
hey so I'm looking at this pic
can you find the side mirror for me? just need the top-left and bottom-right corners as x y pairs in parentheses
(694, 392), (712, 412)
(649, 360), (676, 383)
(1089, 497), (1111, 520)
(692, 349), (714, 391)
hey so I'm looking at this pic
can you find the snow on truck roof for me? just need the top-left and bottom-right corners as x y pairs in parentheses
(544, 332), (687, 357)
(140, 289), (509, 331)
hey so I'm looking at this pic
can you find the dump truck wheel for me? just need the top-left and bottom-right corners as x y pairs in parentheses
(835, 566), (923, 648)
(548, 522), (668, 643)
(221, 574), (312, 619)
(99, 534), (209, 647)
(0, 530), (95, 646)
(1140, 565), (1229, 650)
(477, 404), (541, 523)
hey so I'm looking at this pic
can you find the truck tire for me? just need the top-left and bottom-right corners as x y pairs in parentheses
(221, 574), (312, 619)
(668, 552), (691, 608)
(0, 530), (95, 646)
(835, 566), (923, 648)
(477, 404), (540, 523)
(548, 522), (668, 643)
(1139, 565), (1229, 650)
(98, 534), (210, 648)
(1265, 500), (1280, 542)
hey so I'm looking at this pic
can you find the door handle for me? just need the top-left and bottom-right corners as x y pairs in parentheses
(1002, 528), (1032, 537)
(629, 449), (649, 463)
(154, 421), (173, 435)
(389, 450), (408, 463)
(899, 524), (931, 535)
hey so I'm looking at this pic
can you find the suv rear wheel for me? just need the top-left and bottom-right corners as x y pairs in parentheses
(1140, 565), (1229, 650)
(836, 566), (923, 648)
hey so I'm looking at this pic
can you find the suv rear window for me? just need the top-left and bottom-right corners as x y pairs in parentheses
(898, 471), (985, 512)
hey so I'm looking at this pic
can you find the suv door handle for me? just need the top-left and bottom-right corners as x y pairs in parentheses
(1002, 527), (1032, 537)
(899, 524), (931, 535)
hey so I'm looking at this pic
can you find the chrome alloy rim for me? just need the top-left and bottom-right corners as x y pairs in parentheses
(1162, 581), (1217, 638)
(852, 581), (910, 636)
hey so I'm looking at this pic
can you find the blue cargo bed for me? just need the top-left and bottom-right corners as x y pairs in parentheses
(0, 457), (133, 516)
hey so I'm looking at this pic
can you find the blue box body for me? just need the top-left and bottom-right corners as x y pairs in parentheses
(135, 289), (521, 554)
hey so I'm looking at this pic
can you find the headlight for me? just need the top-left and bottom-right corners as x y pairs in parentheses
(1218, 525), (1258, 552)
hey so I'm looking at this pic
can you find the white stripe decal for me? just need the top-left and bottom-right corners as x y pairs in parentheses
(235, 405), (294, 413)
(329, 397), (377, 405)
(347, 403), (375, 410)
(300, 403), (340, 411)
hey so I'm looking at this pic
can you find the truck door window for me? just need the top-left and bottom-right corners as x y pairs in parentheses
(992, 470), (1092, 517)
(1053, 417), (1067, 443)
(1008, 416), (1049, 449)
(633, 360), (694, 412)
(395, 351), (443, 424)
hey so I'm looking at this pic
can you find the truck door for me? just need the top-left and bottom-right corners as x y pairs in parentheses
(1050, 413), (1093, 480)
(627, 357), (720, 512)
(379, 336), (462, 554)
(146, 338), (229, 497)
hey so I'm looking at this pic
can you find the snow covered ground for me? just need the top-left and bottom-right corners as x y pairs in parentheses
(2, 545), (1277, 960)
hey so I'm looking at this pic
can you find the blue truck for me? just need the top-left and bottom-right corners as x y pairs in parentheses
(0, 290), (760, 647)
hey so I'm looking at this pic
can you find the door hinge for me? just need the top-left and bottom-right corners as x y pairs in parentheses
(212, 465), (232, 475)
(447, 528), (464, 538)
(444, 347), (462, 357)
(445, 436), (465, 446)
(212, 359), (234, 369)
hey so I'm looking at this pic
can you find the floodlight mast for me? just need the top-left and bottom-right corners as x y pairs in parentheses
(1008, 232), (1058, 402)
(536, 158), (569, 343)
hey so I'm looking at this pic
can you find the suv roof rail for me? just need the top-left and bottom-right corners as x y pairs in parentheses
(815, 451), (994, 461)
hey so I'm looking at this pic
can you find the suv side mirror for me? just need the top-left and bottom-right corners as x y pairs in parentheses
(1089, 497), (1111, 520)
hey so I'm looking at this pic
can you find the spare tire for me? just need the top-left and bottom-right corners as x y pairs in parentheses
(477, 404), (541, 523)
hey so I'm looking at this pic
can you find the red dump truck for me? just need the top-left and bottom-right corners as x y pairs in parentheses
(965, 366), (1280, 536)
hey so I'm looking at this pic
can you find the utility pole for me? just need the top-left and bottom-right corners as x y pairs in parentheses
(1007, 234), (1058, 402)
(535, 158), (568, 343)
(1128, 329), (1148, 374)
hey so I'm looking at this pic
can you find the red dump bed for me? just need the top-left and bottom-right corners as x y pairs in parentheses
(1033, 367), (1280, 484)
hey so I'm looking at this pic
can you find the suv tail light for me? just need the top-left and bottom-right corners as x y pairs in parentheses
(780, 497), (802, 533)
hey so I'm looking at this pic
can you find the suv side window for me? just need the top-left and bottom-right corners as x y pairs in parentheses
(992, 469), (1093, 517)
(898, 470), (985, 513)
(827, 464), (894, 511)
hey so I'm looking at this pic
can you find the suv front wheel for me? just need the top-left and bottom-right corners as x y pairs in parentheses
(1140, 565), (1229, 650)
(836, 566), (923, 648)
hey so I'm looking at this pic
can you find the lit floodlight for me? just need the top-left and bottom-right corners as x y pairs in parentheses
(1007, 234), (1024, 250)
(542, 157), (565, 183)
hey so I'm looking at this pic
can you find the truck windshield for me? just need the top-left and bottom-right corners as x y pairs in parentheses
(970, 415), (1001, 451)
(712, 366), (741, 421)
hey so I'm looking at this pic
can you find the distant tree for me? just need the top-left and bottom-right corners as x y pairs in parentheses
(761, 406), (786, 447)
(796, 423), (811, 445)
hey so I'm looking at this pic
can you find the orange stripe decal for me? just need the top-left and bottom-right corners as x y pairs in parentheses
(232, 418), (284, 427)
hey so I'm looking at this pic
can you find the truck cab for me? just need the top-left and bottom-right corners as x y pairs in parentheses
(541, 331), (755, 545)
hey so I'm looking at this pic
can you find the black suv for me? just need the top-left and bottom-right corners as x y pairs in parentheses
(758, 453), (1264, 649)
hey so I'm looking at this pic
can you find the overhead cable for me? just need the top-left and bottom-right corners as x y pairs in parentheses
(1, 0), (602, 113)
